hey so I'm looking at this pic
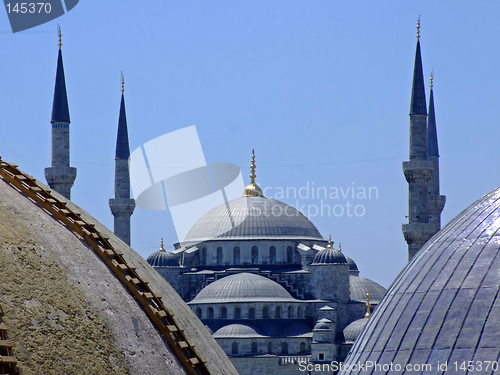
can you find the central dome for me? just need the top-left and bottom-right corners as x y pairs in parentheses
(189, 273), (296, 303)
(184, 196), (323, 242)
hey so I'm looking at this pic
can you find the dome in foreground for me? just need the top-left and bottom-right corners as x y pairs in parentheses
(188, 273), (296, 304)
(183, 196), (323, 242)
(340, 186), (500, 375)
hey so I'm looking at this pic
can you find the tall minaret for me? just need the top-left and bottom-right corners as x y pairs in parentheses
(426, 72), (446, 229)
(109, 74), (135, 245)
(402, 19), (436, 260)
(45, 26), (77, 199)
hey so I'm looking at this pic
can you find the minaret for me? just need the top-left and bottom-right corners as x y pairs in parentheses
(45, 26), (77, 199)
(427, 72), (446, 229)
(109, 74), (135, 245)
(402, 19), (436, 260)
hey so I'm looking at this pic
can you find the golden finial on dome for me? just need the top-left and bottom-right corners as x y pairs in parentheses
(242, 149), (263, 197)
(430, 70), (434, 90)
(326, 235), (333, 249)
(58, 24), (62, 49)
(338, 243), (342, 252)
(121, 72), (125, 94)
(416, 16), (421, 41)
(365, 290), (371, 318)
(159, 238), (165, 252)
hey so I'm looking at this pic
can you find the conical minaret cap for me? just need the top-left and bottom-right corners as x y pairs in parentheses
(115, 73), (131, 160)
(427, 71), (439, 157)
(51, 26), (70, 123)
(242, 150), (263, 197)
(410, 17), (427, 116)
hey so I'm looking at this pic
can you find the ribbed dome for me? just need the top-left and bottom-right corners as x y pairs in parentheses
(349, 275), (386, 304)
(312, 247), (347, 265)
(188, 273), (296, 303)
(213, 324), (266, 338)
(147, 250), (179, 267)
(343, 318), (369, 343)
(345, 256), (359, 273)
(314, 318), (332, 330)
(184, 196), (323, 242)
(341, 186), (500, 375)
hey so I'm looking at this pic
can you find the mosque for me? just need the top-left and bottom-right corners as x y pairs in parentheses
(2, 20), (499, 375)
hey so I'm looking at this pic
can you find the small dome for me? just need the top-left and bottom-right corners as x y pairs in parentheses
(345, 256), (359, 273)
(189, 273), (296, 304)
(349, 275), (386, 304)
(147, 250), (180, 267)
(314, 318), (332, 330)
(213, 324), (266, 338)
(312, 242), (347, 265)
(343, 318), (369, 343)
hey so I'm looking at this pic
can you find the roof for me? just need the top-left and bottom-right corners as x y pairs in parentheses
(147, 250), (180, 267)
(213, 324), (267, 338)
(115, 94), (131, 159)
(312, 247), (347, 265)
(340, 185), (500, 375)
(409, 41), (427, 115)
(349, 275), (386, 304)
(188, 273), (297, 304)
(51, 49), (70, 123)
(314, 318), (332, 330)
(183, 196), (323, 242)
(343, 318), (369, 343)
(208, 320), (313, 338)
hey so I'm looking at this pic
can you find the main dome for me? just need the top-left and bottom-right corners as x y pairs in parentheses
(188, 273), (296, 303)
(184, 196), (323, 242)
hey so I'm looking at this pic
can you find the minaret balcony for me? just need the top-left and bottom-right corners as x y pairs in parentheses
(402, 222), (439, 244)
(402, 161), (433, 183)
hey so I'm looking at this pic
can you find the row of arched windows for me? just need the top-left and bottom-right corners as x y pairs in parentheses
(198, 246), (298, 266)
(230, 341), (307, 355)
(195, 305), (305, 319)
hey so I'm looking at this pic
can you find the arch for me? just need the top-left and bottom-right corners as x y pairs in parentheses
(234, 307), (241, 319)
(281, 342), (288, 355)
(267, 342), (272, 354)
(252, 246), (259, 264)
(248, 307), (255, 319)
(231, 342), (238, 355)
(220, 306), (227, 319)
(251, 342), (258, 353)
(288, 306), (293, 319)
(217, 247), (223, 265)
(286, 246), (293, 263)
(275, 306), (282, 319)
(262, 306), (269, 318)
(192, 253), (200, 267)
(207, 307), (214, 319)
(233, 246), (240, 265)
(201, 247), (207, 266)
(300, 342), (306, 353)
(269, 246), (276, 264)
(294, 250), (301, 264)
(196, 307), (202, 319)
(297, 306), (302, 318)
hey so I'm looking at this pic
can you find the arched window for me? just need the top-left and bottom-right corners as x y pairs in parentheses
(201, 247), (207, 266)
(231, 342), (238, 355)
(217, 247), (223, 265)
(281, 342), (288, 355)
(208, 307), (214, 319)
(192, 253), (200, 267)
(251, 342), (258, 353)
(297, 306), (302, 319)
(262, 306), (269, 318)
(267, 342), (272, 354)
(269, 246), (276, 264)
(300, 342), (306, 353)
(220, 307), (227, 319)
(286, 246), (293, 263)
(288, 306), (293, 318)
(196, 307), (202, 319)
(233, 246), (240, 265)
(234, 307), (241, 319)
(275, 306), (282, 319)
(252, 246), (259, 264)
(249, 308), (255, 319)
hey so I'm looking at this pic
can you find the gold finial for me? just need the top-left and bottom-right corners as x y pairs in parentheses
(159, 238), (165, 252)
(242, 149), (263, 197)
(416, 16), (421, 41)
(325, 235), (333, 249)
(430, 70), (434, 90)
(58, 24), (62, 49)
(338, 243), (342, 252)
(121, 72), (125, 94)
(365, 290), (371, 318)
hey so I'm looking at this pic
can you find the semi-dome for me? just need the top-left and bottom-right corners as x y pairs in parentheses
(147, 241), (180, 267)
(183, 196), (323, 242)
(349, 275), (386, 304)
(312, 238), (347, 265)
(343, 318), (369, 343)
(340, 186), (500, 374)
(188, 272), (296, 304)
(213, 324), (266, 338)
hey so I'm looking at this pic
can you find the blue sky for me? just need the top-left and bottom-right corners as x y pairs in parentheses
(1, 1), (499, 288)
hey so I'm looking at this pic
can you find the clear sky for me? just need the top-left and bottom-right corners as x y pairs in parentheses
(1, 1), (499, 288)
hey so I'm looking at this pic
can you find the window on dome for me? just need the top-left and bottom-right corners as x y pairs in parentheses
(201, 247), (207, 266)
(300, 342), (306, 353)
(221, 307), (227, 319)
(297, 306), (302, 318)
(263, 306), (269, 318)
(281, 342), (288, 355)
(288, 306), (293, 318)
(251, 342), (258, 353)
(217, 247), (223, 266)
(208, 307), (214, 319)
(249, 308), (255, 319)
(287, 246), (293, 263)
(233, 247), (240, 265)
(275, 306), (282, 318)
(196, 307), (202, 319)
(252, 246), (259, 264)
(232, 342), (238, 355)
(269, 246), (276, 264)
(234, 307), (241, 319)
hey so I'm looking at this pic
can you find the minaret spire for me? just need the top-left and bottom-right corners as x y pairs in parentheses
(45, 26), (77, 200)
(109, 73), (136, 245)
(242, 150), (263, 197)
(402, 19), (436, 261)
